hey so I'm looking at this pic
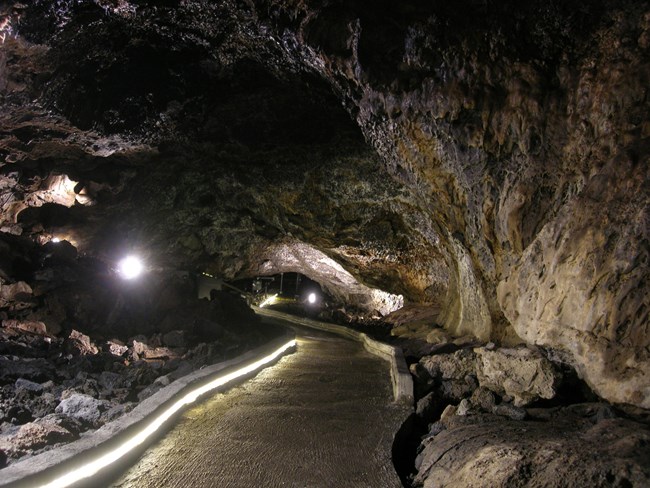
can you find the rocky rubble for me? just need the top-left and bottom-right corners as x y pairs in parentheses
(407, 344), (650, 487)
(0, 236), (281, 466)
(0, 317), (275, 466)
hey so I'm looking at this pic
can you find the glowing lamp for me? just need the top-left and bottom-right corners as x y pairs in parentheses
(308, 292), (317, 304)
(259, 294), (278, 308)
(117, 256), (143, 280)
(51, 237), (61, 243)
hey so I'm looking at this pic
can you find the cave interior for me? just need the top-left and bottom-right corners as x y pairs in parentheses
(0, 0), (649, 485)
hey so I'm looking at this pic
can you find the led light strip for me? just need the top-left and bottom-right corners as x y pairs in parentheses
(39, 339), (297, 488)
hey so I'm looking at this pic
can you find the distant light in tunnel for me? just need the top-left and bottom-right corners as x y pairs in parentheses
(260, 242), (405, 316)
(117, 256), (143, 280)
(307, 292), (317, 304)
(37, 339), (296, 488)
(259, 293), (278, 308)
(51, 237), (61, 243)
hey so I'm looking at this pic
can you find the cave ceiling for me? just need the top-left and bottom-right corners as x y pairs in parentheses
(0, 0), (449, 306)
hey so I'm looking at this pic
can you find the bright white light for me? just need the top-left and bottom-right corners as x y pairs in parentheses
(259, 293), (278, 308)
(308, 293), (317, 304)
(117, 256), (143, 280)
(51, 237), (61, 243)
(38, 339), (296, 488)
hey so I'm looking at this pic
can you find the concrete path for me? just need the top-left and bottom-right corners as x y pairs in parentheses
(109, 325), (409, 488)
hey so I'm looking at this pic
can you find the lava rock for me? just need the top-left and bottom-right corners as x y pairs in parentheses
(55, 393), (105, 427)
(0, 282), (34, 310)
(105, 339), (128, 357)
(97, 371), (124, 394)
(65, 330), (99, 356)
(415, 391), (438, 420)
(425, 328), (451, 345)
(413, 409), (650, 487)
(438, 379), (475, 403)
(14, 378), (44, 394)
(4, 405), (33, 425)
(456, 398), (472, 416)
(100, 402), (134, 424)
(0, 357), (54, 383)
(28, 392), (58, 419)
(493, 403), (527, 421)
(0, 416), (76, 460)
(131, 340), (180, 360)
(2, 319), (48, 336)
(418, 349), (477, 383)
(162, 330), (186, 348)
(475, 346), (562, 406)
(469, 386), (497, 412)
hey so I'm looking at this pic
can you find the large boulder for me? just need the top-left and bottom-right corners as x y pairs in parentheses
(475, 346), (562, 406)
(414, 407), (650, 488)
(418, 349), (477, 382)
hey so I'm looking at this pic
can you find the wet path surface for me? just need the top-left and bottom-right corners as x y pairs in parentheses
(110, 325), (409, 488)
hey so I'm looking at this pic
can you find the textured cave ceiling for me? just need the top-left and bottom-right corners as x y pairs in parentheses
(0, 0), (648, 407)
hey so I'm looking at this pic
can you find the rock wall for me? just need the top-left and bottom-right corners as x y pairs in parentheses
(0, 1), (647, 406)
(251, 0), (650, 406)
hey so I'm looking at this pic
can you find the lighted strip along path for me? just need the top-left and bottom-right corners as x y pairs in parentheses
(0, 336), (296, 488)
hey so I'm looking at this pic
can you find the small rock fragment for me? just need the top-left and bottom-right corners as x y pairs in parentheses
(493, 403), (527, 421)
(456, 398), (472, 416)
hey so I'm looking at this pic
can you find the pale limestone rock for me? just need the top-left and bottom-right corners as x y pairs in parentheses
(497, 177), (650, 408)
(419, 349), (477, 381)
(475, 346), (561, 406)
(439, 237), (493, 341)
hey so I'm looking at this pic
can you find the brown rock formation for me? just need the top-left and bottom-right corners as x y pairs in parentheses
(0, 0), (647, 411)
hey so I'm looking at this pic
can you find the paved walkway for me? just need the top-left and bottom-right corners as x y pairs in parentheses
(110, 325), (409, 488)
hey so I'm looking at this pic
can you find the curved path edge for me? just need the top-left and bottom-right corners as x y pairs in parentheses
(254, 307), (414, 406)
(0, 333), (296, 488)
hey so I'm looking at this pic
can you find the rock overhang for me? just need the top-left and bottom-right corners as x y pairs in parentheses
(0, 0), (647, 408)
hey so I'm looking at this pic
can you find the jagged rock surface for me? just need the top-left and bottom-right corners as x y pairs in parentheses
(475, 347), (562, 407)
(0, 0), (647, 407)
(414, 408), (650, 488)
